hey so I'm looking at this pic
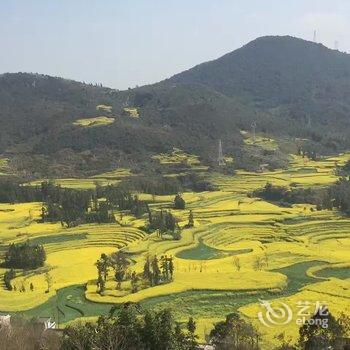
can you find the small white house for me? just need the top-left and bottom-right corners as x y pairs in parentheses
(37, 317), (56, 330)
(0, 314), (11, 327)
(197, 345), (214, 350)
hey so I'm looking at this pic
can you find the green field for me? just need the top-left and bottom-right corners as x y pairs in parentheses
(1, 151), (350, 349)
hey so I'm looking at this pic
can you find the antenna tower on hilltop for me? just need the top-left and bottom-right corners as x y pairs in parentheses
(123, 95), (130, 107)
(251, 121), (257, 143)
(307, 115), (312, 128)
(218, 139), (225, 166)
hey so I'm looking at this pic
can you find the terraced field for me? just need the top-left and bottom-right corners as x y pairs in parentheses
(123, 107), (139, 118)
(27, 168), (131, 189)
(73, 116), (115, 127)
(1, 151), (350, 349)
(0, 202), (146, 311)
(0, 157), (9, 175)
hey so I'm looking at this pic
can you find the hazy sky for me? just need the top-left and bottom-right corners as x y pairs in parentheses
(1, 0), (349, 89)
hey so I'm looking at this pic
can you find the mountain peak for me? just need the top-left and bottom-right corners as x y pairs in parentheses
(167, 35), (350, 106)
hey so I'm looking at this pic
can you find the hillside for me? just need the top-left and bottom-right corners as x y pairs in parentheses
(2, 36), (350, 177)
(0, 73), (252, 178)
(167, 36), (350, 150)
(168, 35), (350, 107)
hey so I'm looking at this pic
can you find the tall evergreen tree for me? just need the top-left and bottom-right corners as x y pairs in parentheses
(187, 210), (194, 227)
(174, 194), (186, 209)
(151, 255), (161, 285)
(187, 317), (198, 350)
(298, 308), (344, 350)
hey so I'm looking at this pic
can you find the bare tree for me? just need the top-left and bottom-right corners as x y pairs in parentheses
(45, 272), (53, 293)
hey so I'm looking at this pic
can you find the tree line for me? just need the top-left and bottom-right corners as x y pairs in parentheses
(62, 304), (197, 350)
(143, 255), (174, 287)
(253, 178), (350, 216)
(0, 305), (349, 349)
(3, 241), (46, 270)
(2, 241), (47, 291)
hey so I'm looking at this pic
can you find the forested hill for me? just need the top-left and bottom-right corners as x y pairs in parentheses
(1, 36), (350, 178)
(166, 36), (350, 150)
(167, 35), (350, 107)
(0, 73), (250, 177)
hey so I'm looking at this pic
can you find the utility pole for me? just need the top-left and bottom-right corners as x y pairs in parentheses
(123, 95), (130, 107)
(251, 122), (257, 143)
(218, 139), (225, 166)
(307, 115), (312, 129)
(313, 30), (317, 43)
(334, 41), (339, 51)
(55, 290), (59, 329)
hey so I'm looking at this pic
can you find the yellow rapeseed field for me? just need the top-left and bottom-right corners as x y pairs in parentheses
(1, 147), (349, 349)
(73, 116), (115, 127)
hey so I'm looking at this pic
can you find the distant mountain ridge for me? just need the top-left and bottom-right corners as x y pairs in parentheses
(167, 36), (350, 106)
(1, 36), (350, 178)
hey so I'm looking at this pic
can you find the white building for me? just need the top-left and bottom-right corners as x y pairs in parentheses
(37, 317), (56, 330)
(0, 314), (11, 327)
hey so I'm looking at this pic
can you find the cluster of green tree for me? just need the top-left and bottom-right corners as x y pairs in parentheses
(120, 175), (182, 195)
(209, 308), (350, 350)
(0, 179), (42, 203)
(148, 210), (177, 233)
(121, 173), (216, 195)
(254, 178), (350, 216)
(336, 160), (350, 176)
(174, 194), (185, 209)
(328, 177), (350, 215)
(234, 146), (289, 173)
(143, 255), (174, 286)
(252, 183), (323, 207)
(95, 252), (132, 294)
(62, 305), (197, 350)
(128, 159), (217, 193)
(3, 268), (16, 290)
(147, 204), (194, 238)
(102, 185), (148, 217)
(85, 201), (115, 223)
(41, 187), (92, 227)
(4, 272), (36, 292)
(210, 312), (260, 349)
(4, 242), (46, 270)
(40, 182), (129, 226)
(297, 145), (318, 161)
(179, 173), (218, 192)
(295, 308), (349, 350)
(95, 251), (175, 295)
